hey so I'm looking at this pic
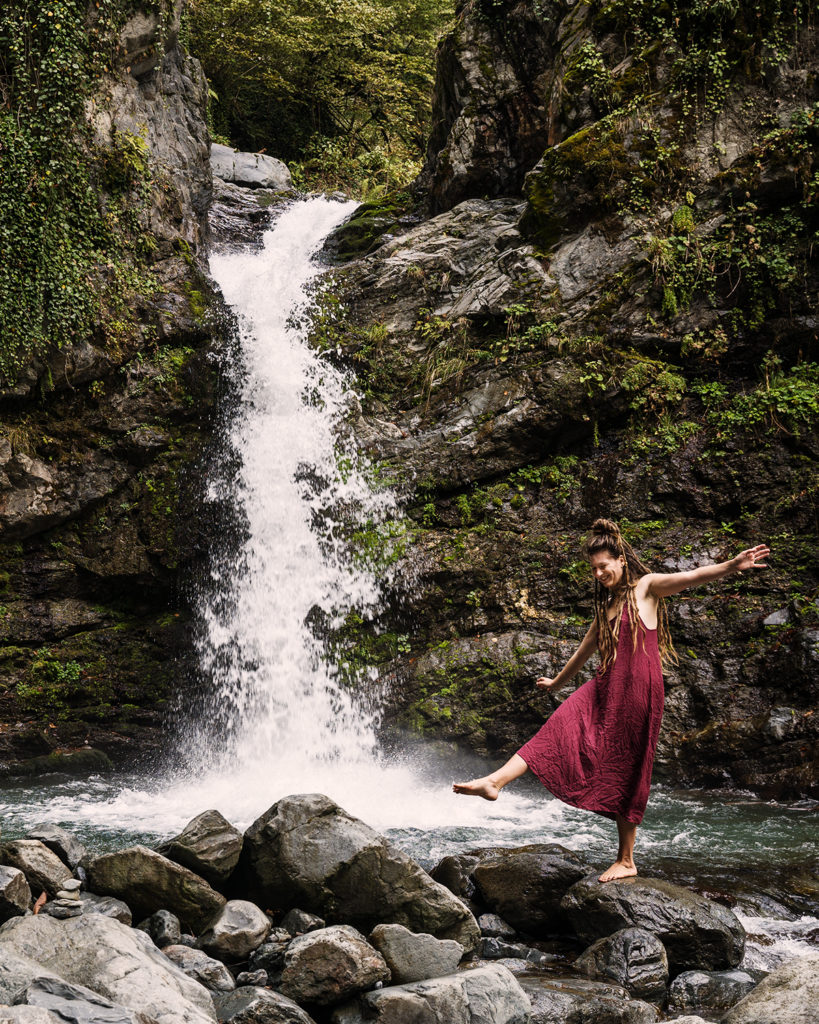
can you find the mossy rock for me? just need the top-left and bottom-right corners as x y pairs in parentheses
(324, 199), (408, 259)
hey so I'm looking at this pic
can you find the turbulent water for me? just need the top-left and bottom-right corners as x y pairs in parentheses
(0, 196), (815, 974)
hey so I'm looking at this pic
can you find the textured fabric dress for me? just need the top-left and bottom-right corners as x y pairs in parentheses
(517, 607), (664, 825)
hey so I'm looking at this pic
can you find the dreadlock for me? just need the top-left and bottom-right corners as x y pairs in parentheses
(585, 518), (677, 673)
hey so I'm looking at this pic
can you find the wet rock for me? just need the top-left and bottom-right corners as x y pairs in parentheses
(235, 970), (267, 986)
(25, 826), (87, 871)
(668, 969), (756, 1014)
(0, 840), (72, 897)
(561, 875), (745, 971)
(430, 853), (480, 903)
(722, 954), (819, 1023)
(15, 975), (157, 1024)
(248, 929), (291, 985)
(0, 913), (215, 1023)
(471, 844), (588, 935)
(478, 913), (516, 939)
(137, 910), (182, 948)
(78, 892), (133, 925)
(280, 909), (324, 935)
(213, 987), (317, 1024)
(160, 810), (243, 887)
(331, 963), (530, 1024)
(210, 144), (292, 190)
(574, 927), (669, 1003)
(279, 924), (390, 1007)
(518, 973), (659, 1024)
(86, 845), (225, 932)
(0, 865), (32, 922)
(198, 900), (271, 961)
(479, 937), (552, 967)
(239, 795), (479, 950)
(368, 923), (463, 983)
(163, 944), (235, 993)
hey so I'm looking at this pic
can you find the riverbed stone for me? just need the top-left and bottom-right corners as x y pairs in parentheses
(280, 924), (390, 1006)
(574, 927), (669, 1003)
(239, 794), (480, 950)
(210, 144), (292, 190)
(561, 875), (745, 971)
(86, 845), (225, 932)
(0, 1007), (62, 1023)
(15, 975), (157, 1024)
(78, 892), (132, 925)
(137, 910), (182, 948)
(0, 865), (32, 922)
(248, 929), (292, 984)
(280, 909), (324, 935)
(0, 913), (215, 1023)
(722, 954), (819, 1024)
(213, 987), (317, 1024)
(478, 913), (516, 938)
(235, 969), (267, 987)
(331, 963), (530, 1024)
(668, 969), (757, 1014)
(160, 810), (243, 886)
(368, 923), (463, 983)
(479, 937), (552, 967)
(25, 826), (87, 871)
(198, 900), (271, 961)
(163, 944), (235, 993)
(518, 973), (659, 1024)
(0, 841), (72, 897)
(40, 898), (83, 920)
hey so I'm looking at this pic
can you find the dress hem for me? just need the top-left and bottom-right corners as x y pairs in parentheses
(518, 752), (644, 825)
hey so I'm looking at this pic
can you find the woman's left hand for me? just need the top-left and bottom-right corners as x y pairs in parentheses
(731, 544), (770, 572)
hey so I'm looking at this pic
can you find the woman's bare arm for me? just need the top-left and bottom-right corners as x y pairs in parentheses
(645, 544), (770, 599)
(535, 622), (598, 692)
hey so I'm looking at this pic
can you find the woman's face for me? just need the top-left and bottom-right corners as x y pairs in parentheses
(589, 550), (625, 590)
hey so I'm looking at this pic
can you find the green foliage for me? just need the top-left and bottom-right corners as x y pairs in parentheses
(621, 360), (686, 414)
(693, 362), (819, 438)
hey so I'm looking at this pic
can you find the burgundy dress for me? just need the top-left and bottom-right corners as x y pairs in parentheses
(517, 607), (664, 825)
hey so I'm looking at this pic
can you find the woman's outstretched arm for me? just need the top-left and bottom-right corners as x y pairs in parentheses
(535, 622), (598, 691)
(645, 543), (770, 598)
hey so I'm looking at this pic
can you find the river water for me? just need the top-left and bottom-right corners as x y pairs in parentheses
(0, 196), (815, 976)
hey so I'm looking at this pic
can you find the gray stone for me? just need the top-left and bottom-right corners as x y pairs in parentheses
(239, 795), (479, 951)
(86, 846), (225, 933)
(198, 900), (271, 961)
(0, 865), (32, 922)
(518, 973), (659, 1024)
(668, 969), (756, 1014)
(477, 913), (516, 939)
(235, 970), (267, 987)
(163, 945), (235, 993)
(0, 913), (216, 1024)
(248, 930), (291, 984)
(25, 826), (87, 871)
(160, 811), (243, 887)
(561, 875), (745, 971)
(61, 880), (82, 893)
(213, 987), (316, 1024)
(722, 954), (819, 1023)
(210, 144), (292, 190)
(16, 975), (157, 1023)
(574, 927), (669, 1002)
(0, 1007), (62, 1022)
(280, 924), (390, 1006)
(55, 889), (81, 901)
(41, 899), (83, 920)
(663, 1018), (718, 1024)
(137, 910), (181, 948)
(280, 909), (323, 935)
(77, 893), (132, 925)
(368, 923), (463, 984)
(479, 937), (552, 967)
(0, 841), (72, 898)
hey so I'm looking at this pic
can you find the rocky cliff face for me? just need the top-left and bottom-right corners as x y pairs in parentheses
(323, 0), (819, 797)
(0, 1), (216, 771)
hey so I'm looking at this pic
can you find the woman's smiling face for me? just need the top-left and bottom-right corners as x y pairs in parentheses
(589, 550), (624, 590)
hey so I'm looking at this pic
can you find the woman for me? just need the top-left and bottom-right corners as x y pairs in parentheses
(453, 518), (770, 883)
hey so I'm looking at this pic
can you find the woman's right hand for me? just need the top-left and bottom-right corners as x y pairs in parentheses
(535, 676), (559, 690)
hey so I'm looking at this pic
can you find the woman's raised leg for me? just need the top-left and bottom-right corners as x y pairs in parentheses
(599, 815), (638, 882)
(453, 753), (529, 800)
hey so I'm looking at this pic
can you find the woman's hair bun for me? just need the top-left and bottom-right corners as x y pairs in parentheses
(590, 517), (621, 538)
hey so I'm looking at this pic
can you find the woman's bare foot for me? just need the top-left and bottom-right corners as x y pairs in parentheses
(598, 859), (638, 883)
(452, 777), (500, 800)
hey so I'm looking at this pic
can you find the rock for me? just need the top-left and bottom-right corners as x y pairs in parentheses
(664, 1018), (718, 1024)
(210, 144), (292, 190)
(248, 930), (291, 984)
(331, 963), (530, 1024)
(518, 973), (659, 1024)
(137, 910), (182, 948)
(86, 846), (225, 932)
(0, 913), (215, 1023)
(478, 913), (516, 939)
(0, 841), (72, 897)
(213, 987), (317, 1024)
(163, 945), (235, 993)
(25, 826), (87, 871)
(15, 975), (158, 1024)
(0, 1007), (62, 1022)
(40, 899), (83, 920)
(561, 875), (745, 971)
(479, 937), (552, 967)
(280, 909), (324, 935)
(279, 924), (390, 1007)
(160, 811), (243, 887)
(574, 927), (669, 1003)
(368, 923), (463, 984)
(239, 795), (479, 950)
(471, 844), (588, 935)
(235, 970), (267, 986)
(198, 900), (271, 961)
(722, 954), (819, 1023)
(668, 969), (757, 1014)
(0, 865), (32, 922)
(430, 854), (480, 902)
(77, 892), (132, 925)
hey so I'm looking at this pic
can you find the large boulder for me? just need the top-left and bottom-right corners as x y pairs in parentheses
(210, 144), (292, 191)
(159, 810), (243, 887)
(14, 975), (157, 1024)
(0, 841), (72, 897)
(368, 923), (463, 984)
(331, 963), (530, 1024)
(518, 974), (659, 1024)
(0, 913), (216, 1024)
(238, 795), (479, 950)
(86, 846), (225, 932)
(163, 945), (235, 993)
(722, 954), (819, 1024)
(668, 969), (757, 1015)
(198, 900), (271, 961)
(279, 925), (390, 1007)
(25, 826), (87, 871)
(214, 987), (316, 1024)
(0, 1007), (62, 1022)
(0, 865), (32, 922)
(574, 927), (669, 1003)
(561, 875), (745, 971)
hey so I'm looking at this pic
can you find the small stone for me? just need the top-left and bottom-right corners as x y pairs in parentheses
(214, 987), (316, 1024)
(163, 943), (236, 993)
(478, 913), (516, 939)
(248, 930), (291, 985)
(369, 923), (463, 984)
(280, 925), (390, 1006)
(479, 936), (552, 966)
(236, 969), (268, 986)
(77, 891), (132, 925)
(280, 908), (325, 935)
(137, 909), (182, 948)
(669, 969), (758, 1014)
(160, 809), (244, 886)
(55, 889), (81, 901)
(0, 864), (32, 923)
(199, 899), (271, 961)
(40, 898), (83, 920)
(61, 878), (82, 893)
(178, 933), (198, 948)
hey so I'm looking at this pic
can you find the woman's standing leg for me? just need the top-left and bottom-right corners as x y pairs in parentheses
(453, 754), (529, 800)
(599, 815), (638, 882)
